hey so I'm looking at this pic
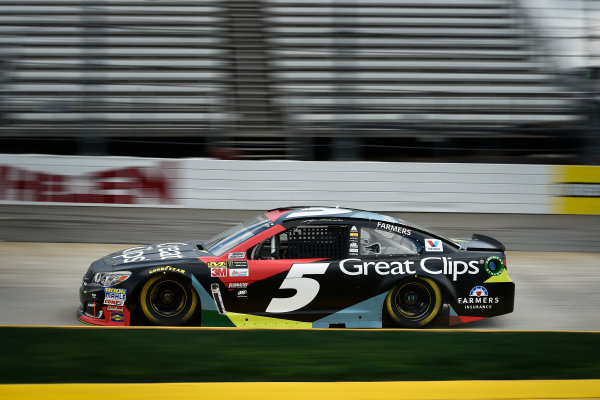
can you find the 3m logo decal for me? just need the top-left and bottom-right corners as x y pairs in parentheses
(211, 268), (228, 277)
(425, 239), (443, 252)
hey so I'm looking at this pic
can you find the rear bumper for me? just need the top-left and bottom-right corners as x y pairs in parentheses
(448, 281), (515, 326)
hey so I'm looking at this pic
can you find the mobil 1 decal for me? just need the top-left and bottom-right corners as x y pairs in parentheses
(349, 225), (359, 255)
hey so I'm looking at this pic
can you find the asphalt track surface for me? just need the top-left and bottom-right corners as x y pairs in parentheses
(0, 205), (599, 330)
(1, 205), (600, 252)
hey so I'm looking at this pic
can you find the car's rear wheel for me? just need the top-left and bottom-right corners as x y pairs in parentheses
(385, 277), (442, 328)
(139, 274), (198, 325)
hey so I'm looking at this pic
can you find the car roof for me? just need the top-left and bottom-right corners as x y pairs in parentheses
(268, 206), (408, 225)
(266, 206), (461, 248)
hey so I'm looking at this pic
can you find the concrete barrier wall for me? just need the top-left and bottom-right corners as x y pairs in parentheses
(0, 154), (562, 214)
(182, 159), (553, 213)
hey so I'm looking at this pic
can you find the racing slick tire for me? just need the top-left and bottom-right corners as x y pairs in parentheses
(385, 277), (442, 328)
(139, 274), (198, 326)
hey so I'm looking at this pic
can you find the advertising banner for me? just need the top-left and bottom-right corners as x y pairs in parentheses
(553, 166), (600, 215)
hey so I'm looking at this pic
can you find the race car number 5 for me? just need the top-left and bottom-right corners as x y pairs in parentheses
(265, 263), (329, 313)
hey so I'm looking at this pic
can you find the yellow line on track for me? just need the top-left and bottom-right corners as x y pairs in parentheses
(1, 380), (599, 400)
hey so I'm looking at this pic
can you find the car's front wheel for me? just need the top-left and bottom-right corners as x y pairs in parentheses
(385, 277), (442, 328)
(139, 275), (198, 325)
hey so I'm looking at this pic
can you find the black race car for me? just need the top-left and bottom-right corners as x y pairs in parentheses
(78, 207), (514, 328)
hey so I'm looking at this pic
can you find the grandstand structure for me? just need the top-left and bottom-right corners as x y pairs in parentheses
(0, 0), (589, 160)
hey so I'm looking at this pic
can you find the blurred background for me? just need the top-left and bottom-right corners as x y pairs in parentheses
(0, 0), (599, 164)
(1, 0), (600, 337)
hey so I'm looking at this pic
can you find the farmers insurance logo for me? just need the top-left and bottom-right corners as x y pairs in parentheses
(470, 286), (488, 297)
(425, 239), (443, 252)
(458, 286), (499, 309)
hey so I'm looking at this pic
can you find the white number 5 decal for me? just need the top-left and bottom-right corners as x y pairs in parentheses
(265, 263), (329, 313)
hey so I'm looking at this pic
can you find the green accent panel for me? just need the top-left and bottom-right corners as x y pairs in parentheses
(201, 310), (235, 327)
(0, 327), (598, 383)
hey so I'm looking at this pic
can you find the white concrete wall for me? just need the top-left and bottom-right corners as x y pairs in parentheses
(0, 154), (554, 213)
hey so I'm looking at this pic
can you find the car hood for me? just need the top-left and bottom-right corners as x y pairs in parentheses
(99, 241), (207, 269)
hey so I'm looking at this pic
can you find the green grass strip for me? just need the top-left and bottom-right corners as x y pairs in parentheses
(0, 327), (598, 383)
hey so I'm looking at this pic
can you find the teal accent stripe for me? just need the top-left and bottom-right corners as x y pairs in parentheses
(191, 275), (235, 327)
(191, 275), (217, 312)
(449, 305), (458, 317)
(312, 292), (387, 329)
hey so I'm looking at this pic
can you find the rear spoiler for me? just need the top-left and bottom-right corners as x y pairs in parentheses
(471, 234), (505, 252)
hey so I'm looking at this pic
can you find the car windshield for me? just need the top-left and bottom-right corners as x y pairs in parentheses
(204, 214), (273, 256)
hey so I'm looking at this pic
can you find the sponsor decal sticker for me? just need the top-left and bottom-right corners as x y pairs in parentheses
(103, 288), (127, 306)
(114, 246), (153, 263)
(148, 265), (186, 274)
(484, 256), (505, 276)
(229, 268), (249, 277)
(470, 286), (488, 297)
(227, 260), (248, 269)
(228, 282), (248, 289)
(110, 312), (125, 323)
(237, 289), (248, 298)
(228, 252), (246, 259)
(207, 261), (226, 268)
(107, 306), (124, 312)
(113, 243), (186, 263)
(211, 283), (226, 315)
(156, 243), (184, 260)
(425, 239), (443, 252)
(349, 225), (360, 253)
(339, 256), (479, 281)
(458, 286), (499, 309)
(376, 221), (411, 236)
(211, 268), (228, 277)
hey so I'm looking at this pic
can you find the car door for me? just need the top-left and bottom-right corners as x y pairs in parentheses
(245, 223), (350, 321)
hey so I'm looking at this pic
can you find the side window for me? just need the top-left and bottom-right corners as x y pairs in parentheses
(251, 225), (349, 260)
(360, 227), (420, 256)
